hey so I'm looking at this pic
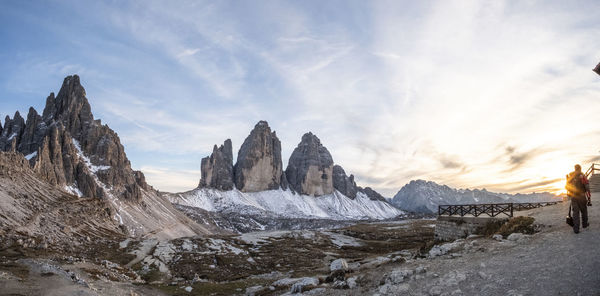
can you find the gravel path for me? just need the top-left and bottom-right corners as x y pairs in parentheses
(328, 193), (600, 296)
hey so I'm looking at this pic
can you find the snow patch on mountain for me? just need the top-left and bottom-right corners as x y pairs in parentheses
(169, 188), (403, 220)
(391, 180), (561, 213)
(72, 139), (111, 173)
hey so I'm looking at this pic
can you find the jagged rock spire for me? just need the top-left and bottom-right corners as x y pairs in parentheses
(234, 121), (287, 192)
(199, 139), (234, 190)
(332, 165), (358, 199)
(18, 107), (47, 156)
(0, 111), (26, 152)
(43, 75), (94, 139)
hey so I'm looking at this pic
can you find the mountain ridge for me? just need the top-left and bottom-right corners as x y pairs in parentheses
(391, 179), (560, 213)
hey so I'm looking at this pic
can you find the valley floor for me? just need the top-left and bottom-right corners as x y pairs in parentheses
(1, 195), (598, 296)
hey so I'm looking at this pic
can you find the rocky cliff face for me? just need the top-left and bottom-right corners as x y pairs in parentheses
(233, 121), (287, 192)
(199, 139), (234, 190)
(0, 111), (26, 152)
(331, 164), (386, 201)
(332, 165), (358, 199)
(286, 132), (334, 196)
(358, 186), (387, 201)
(194, 123), (390, 203)
(0, 75), (148, 200)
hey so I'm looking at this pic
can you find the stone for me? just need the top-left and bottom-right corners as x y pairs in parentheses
(478, 271), (489, 279)
(332, 165), (358, 199)
(507, 233), (527, 242)
(245, 285), (263, 296)
(346, 276), (358, 289)
(492, 234), (503, 241)
(234, 121), (287, 192)
(429, 286), (443, 296)
(199, 139), (234, 190)
(288, 277), (319, 293)
(387, 269), (413, 284)
(428, 241), (463, 258)
(415, 265), (427, 274)
(332, 280), (348, 289)
(330, 258), (349, 272)
(286, 132), (334, 196)
(184, 286), (192, 292)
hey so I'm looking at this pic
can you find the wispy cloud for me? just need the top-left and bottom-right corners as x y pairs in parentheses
(1, 0), (600, 194)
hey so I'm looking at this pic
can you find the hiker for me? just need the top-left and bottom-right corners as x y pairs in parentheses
(566, 164), (591, 233)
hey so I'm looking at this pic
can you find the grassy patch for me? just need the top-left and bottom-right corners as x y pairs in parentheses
(142, 267), (166, 283)
(497, 216), (535, 238)
(479, 220), (507, 237)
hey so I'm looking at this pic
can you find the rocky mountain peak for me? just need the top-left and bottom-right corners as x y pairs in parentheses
(199, 139), (234, 190)
(0, 111), (26, 152)
(234, 121), (287, 192)
(1, 74), (148, 201)
(43, 75), (94, 139)
(286, 132), (334, 196)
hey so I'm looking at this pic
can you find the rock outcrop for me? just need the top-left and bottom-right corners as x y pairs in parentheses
(0, 75), (148, 200)
(358, 186), (387, 201)
(234, 121), (287, 192)
(199, 139), (234, 190)
(286, 132), (334, 196)
(0, 111), (25, 152)
(332, 165), (358, 199)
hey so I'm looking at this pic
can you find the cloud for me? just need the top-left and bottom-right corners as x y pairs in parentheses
(177, 48), (201, 59)
(140, 166), (200, 193)
(2, 0), (600, 194)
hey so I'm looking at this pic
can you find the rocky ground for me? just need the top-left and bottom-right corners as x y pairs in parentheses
(319, 195), (600, 296)
(0, 219), (435, 295)
(2, 192), (597, 295)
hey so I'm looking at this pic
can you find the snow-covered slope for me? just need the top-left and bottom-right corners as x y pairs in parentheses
(168, 188), (403, 220)
(392, 180), (561, 214)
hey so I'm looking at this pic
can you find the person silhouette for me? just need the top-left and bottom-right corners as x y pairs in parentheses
(566, 164), (591, 233)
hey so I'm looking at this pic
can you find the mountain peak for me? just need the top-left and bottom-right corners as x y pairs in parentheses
(234, 121), (287, 192)
(286, 132), (334, 196)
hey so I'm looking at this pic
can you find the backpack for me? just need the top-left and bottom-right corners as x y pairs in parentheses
(566, 172), (585, 196)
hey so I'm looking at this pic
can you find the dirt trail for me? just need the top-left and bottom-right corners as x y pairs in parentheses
(329, 193), (600, 296)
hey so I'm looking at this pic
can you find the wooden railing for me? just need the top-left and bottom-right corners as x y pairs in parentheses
(438, 202), (560, 218)
(585, 163), (600, 178)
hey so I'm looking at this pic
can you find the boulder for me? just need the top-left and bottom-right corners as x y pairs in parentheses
(286, 132), (334, 196)
(330, 258), (349, 272)
(234, 121), (287, 192)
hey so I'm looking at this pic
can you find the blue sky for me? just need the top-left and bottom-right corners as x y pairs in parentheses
(1, 0), (600, 196)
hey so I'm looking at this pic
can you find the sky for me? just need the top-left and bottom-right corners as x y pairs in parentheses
(1, 0), (600, 197)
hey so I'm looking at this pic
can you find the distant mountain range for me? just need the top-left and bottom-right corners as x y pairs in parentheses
(391, 179), (561, 214)
(0, 74), (562, 238)
(0, 75), (402, 240)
